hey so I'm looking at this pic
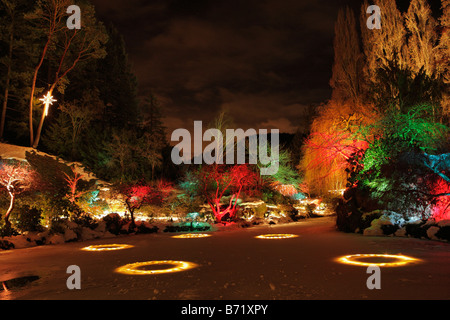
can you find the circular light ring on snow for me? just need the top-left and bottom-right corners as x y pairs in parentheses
(81, 244), (134, 251)
(336, 254), (421, 267)
(115, 260), (198, 275)
(255, 234), (298, 239)
(171, 233), (211, 239)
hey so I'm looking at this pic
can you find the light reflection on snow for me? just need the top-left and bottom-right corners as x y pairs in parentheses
(115, 260), (198, 275)
(81, 244), (134, 251)
(335, 253), (421, 267)
(171, 233), (211, 239)
(255, 234), (298, 239)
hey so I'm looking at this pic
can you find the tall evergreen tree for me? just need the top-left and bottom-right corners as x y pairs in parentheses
(137, 94), (167, 180)
(404, 0), (439, 77)
(438, 0), (450, 121)
(0, 0), (35, 143)
(330, 6), (364, 105)
(95, 23), (139, 128)
(360, 0), (408, 86)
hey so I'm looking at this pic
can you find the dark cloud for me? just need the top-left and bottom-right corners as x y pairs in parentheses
(91, 0), (365, 137)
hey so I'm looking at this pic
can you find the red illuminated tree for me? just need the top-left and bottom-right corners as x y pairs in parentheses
(0, 161), (38, 228)
(196, 164), (260, 222)
(63, 166), (85, 204)
(119, 180), (173, 228)
(299, 101), (376, 194)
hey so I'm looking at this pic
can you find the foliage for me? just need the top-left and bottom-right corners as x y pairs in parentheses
(0, 159), (39, 226)
(188, 164), (261, 222)
(43, 89), (105, 160)
(371, 61), (444, 115)
(344, 103), (450, 221)
(118, 180), (174, 227)
(330, 6), (365, 104)
(9, 205), (43, 232)
(23, 151), (90, 224)
(299, 101), (376, 195)
(76, 190), (110, 216)
(262, 148), (301, 196)
(70, 212), (98, 230)
(355, 104), (449, 189)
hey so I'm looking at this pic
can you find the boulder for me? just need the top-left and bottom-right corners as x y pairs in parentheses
(48, 234), (65, 245)
(363, 218), (385, 236)
(64, 229), (78, 242)
(426, 226), (440, 240)
(80, 227), (102, 241)
(0, 239), (15, 250)
(8, 235), (34, 249)
(394, 227), (407, 237)
(64, 220), (79, 230)
(94, 220), (107, 233)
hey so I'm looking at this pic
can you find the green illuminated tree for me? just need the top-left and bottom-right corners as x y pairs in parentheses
(350, 103), (449, 217)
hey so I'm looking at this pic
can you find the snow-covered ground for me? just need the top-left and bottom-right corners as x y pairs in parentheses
(1, 216), (450, 300)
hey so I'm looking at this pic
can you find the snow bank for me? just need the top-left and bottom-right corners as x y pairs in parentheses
(361, 210), (450, 242)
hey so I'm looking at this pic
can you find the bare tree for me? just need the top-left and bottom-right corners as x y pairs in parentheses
(0, 161), (38, 228)
(27, 0), (107, 148)
(26, 0), (69, 146)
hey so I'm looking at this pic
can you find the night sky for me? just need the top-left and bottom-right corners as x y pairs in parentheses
(89, 0), (434, 138)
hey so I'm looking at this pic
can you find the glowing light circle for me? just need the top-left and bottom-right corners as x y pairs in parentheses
(255, 234), (298, 239)
(336, 254), (421, 267)
(81, 244), (134, 251)
(115, 260), (198, 275)
(172, 233), (211, 239)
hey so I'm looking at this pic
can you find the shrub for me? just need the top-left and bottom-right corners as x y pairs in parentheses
(381, 224), (399, 235)
(0, 217), (18, 237)
(71, 213), (98, 230)
(102, 213), (123, 235)
(436, 226), (450, 241)
(10, 205), (44, 232)
(47, 216), (67, 234)
(405, 221), (428, 238)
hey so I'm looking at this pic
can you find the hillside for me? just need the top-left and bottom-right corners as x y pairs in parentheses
(0, 142), (100, 182)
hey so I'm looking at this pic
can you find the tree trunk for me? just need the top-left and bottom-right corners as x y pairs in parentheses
(32, 86), (55, 148)
(4, 191), (15, 228)
(0, 16), (14, 140)
(29, 36), (52, 147)
(125, 200), (136, 230)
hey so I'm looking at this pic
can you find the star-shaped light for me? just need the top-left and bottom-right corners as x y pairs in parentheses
(39, 92), (57, 116)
